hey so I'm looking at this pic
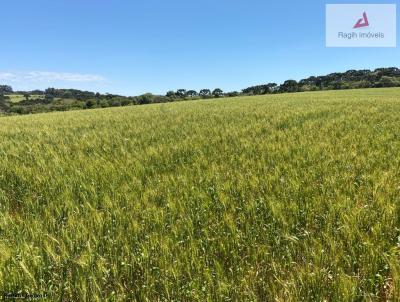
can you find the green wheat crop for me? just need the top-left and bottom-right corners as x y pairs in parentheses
(1, 88), (400, 301)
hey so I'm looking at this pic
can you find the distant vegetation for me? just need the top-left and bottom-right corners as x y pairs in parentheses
(242, 67), (400, 94)
(1, 67), (400, 115)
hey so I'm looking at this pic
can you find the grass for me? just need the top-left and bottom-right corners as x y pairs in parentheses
(1, 88), (400, 301)
(5, 94), (45, 103)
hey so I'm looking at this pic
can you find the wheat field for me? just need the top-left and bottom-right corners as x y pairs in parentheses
(1, 88), (400, 301)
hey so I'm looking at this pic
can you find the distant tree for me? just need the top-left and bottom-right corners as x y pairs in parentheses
(226, 91), (240, 97)
(212, 88), (224, 97)
(85, 99), (96, 108)
(242, 83), (278, 95)
(351, 80), (372, 89)
(375, 67), (400, 77)
(99, 99), (110, 108)
(330, 81), (343, 90)
(186, 90), (198, 97)
(0, 94), (10, 112)
(23, 93), (30, 101)
(120, 98), (132, 106)
(137, 93), (156, 105)
(199, 89), (211, 98)
(44, 94), (54, 102)
(44, 88), (96, 100)
(29, 89), (44, 95)
(376, 76), (400, 88)
(279, 80), (299, 93)
(266, 83), (278, 93)
(45, 88), (57, 98)
(0, 85), (13, 94)
(166, 91), (176, 98)
(176, 89), (187, 98)
(299, 84), (319, 92)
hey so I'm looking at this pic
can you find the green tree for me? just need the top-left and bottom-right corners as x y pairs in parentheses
(176, 89), (187, 98)
(376, 76), (400, 88)
(166, 91), (176, 98)
(0, 94), (10, 112)
(212, 88), (224, 97)
(85, 99), (96, 108)
(0, 85), (13, 94)
(199, 89), (211, 98)
(186, 90), (198, 97)
(23, 93), (30, 101)
(280, 80), (299, 93)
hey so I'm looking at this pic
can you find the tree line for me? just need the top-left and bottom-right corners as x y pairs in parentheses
(1, 67), (400, 115)
(242, 67), (400, 95)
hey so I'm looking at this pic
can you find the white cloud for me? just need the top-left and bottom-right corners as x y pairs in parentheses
(0, 71), (106, 83)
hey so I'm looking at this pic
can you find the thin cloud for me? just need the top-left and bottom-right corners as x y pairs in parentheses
(0, 71), (106, 83)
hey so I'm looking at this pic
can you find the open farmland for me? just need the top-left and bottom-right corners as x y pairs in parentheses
(1, 88), (400, 301)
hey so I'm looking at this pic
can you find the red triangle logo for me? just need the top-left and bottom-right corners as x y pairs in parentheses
(354, 12), (369, 29)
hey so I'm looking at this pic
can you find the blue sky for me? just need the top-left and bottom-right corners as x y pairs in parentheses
(0, 0), (399, 96)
